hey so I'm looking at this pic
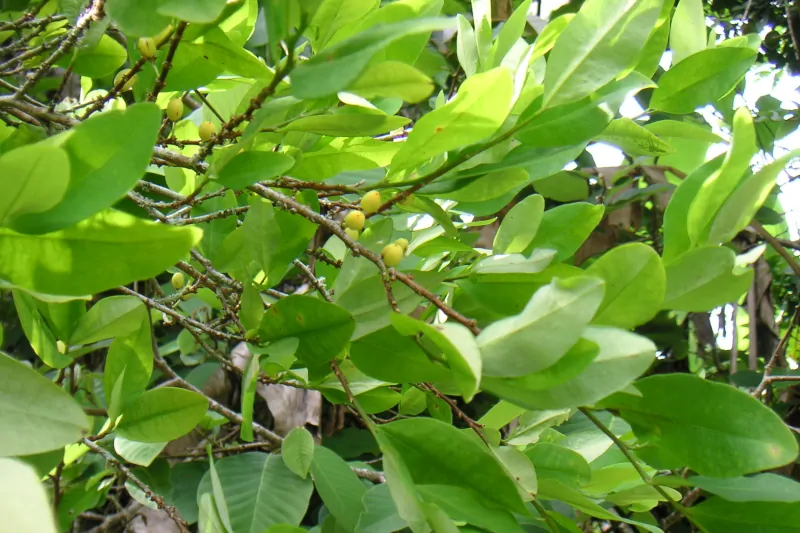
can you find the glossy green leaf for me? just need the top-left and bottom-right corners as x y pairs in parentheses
(113, 437), (167, 467)
(0, 352), (89, 456)
(292, 17), (455, 99)
(670, 0), (707, 65)
(378, 418), (527, 513)
(689, 498), (800, 533)
(489, 0), (532, 68)
(524, 203), (605, 263)
(282, 110), (409, 137)
(311, 446), (367, 531)
(347, 60), (434, 103)
(259, 295), (355, 371)
(391, 67), (512, 172)
(532, 171), (589, 203)
(0, 210), (201, 297)
(350, 325), (455, 384)
(644, 120), (723, 143)
(103, 319), (154, 404)
(687, 107), (757, 245)
(600, 374), (799, 476)
(240, 349), (261, 442)
(596, 118), (674, 156)
(483, 326), (655, 410)
(525, 443), (591, 487)
(586, 243), (666, 329)
(12, 104), (162, 234)
(543, 0), (661, 107)
(516, 96), (614, 147)
(686, 473), (800, 503)
(0, 458), (58, 533)
(68, 34), (127, 77)
(707, 150), (799, 245)
(663, 246), (753, 312)
(506, 409), (572, 446)
(69, 295), (146, 345)
(356, 483), (407, 533)
(531, 14), (574, 61)
(478, 276), (605, 377)
(308, 0), (379, 50)
(0, 144), (69, 228)
(650, 47), (757, 114)
(216, 151), (295, 190)
(283, 427), (315, 479)
(456, 14), (479, 76)
(289, 137), (400, 182)
(12, 291), (72, 368)
(106, 0), (171, 36)
(493, 195), (545, 255)
(116, 387), (208, 443)
(158, 0), (227, 23)
(374, 430), (429, 533)
(419, 484), (525, 533)
(390, 314), (482, 401)
(197, 453), (313, 533)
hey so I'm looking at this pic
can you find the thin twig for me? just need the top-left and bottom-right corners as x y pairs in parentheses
(751, 220), (800, 277)
(148, 21), (187, 101)
(753, 307), (800, 397)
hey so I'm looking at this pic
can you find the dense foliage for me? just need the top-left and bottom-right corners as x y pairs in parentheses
(1, 0), (800, 532)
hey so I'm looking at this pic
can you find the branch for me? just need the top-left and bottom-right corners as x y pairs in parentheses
(752, 219), (800, 277)
(81, 438), (190, 533)
(148, 22), (187, 101)
(753, 307), (800, 397)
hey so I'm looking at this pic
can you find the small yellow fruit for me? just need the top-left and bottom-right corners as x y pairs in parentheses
(343, 210), (365, 231)
(113, 69), (136, 91)
(166, 98), (183, 121)
(345, 228), (360, 240)
(382, 243), (404, 267)
(56, 340), (67, 354)
(171, 271), (185, 290)
(360, 190), (381, 214)
(395, 238), (409, 252)
(199, 121), (215, 141)
(137, 37), (157, 59)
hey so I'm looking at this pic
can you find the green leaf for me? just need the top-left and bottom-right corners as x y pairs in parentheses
(70, 296), (146, 345)
(356, 484), (407, 533)
(524, 202), (605, 263)
(68, 34), (127, 78)
(378, 418), (527, 513)
(240, 349), (261, 442)
(201, 27), (273, 80)
(526, 443), (591, 487)
(12, 291), (72, 368)
(663, 246), (753, 312)
(292, 17), (455, 99)
(661, 156), (725, 262)
(644, 120), (723, 143)
(542, 0), (662, 107)
(12, 104), (162, 234)
(283, 427), (315, 479)
(586, 243), (666, 329)
(515, 96), (614, 148)
(600, 374), (799, 476)
(650, 47), (757, 114)
(259, 295), (355, 372)
(506, 409), (572, 446)
(493, 195), (545, 255)
(157, 0), (227, 23)
(596, 118), (675, 156)
(197, 453), (313, 533)
(0, 458), (58, 533)
(531, 14), (574, 61)
(456, 14), (479, 76)
(374, 430), (429, 533)
(391, 67), (513, 172)
(483, 326), (655, 410)
(106, 0), (171, 36)
(116, 387), (208, 443)
(707, 151), (799, 245)
(103, 319), (154, 405)
(533, 171), (589, 203)
(478, 276), (605, 377)
(113, 437), (167, 467)
(350, 326), (455, 384)
(390, 314), (482, 401)
(419, 484), (525, 533)
(216, 151), (295, 190)
(687, 107), (757, 246)
(281, 109), (410, 137)
(311, 446), (367, 531)
(689, 497), (800, 533)
(0, 144), (69, 227)
(347, 60), (434, 103)
(289, 137), (400, 182)
(0, 352), (89, 456)
(670, 0), (707, 65)
(686, 473), (800, 503)
(308, 0), (379, 50)
(0, 210), (202, 297)
(489, 0), (532, 68)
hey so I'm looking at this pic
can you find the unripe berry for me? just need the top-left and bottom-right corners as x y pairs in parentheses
(56, 340), (67, 354)
(360, 190), (381, 214)
(343, 210), (365, 231)
(138, 37), (157, 59)
(199, 121), (215, 141)
(395, 238), (409, 252)
(166, 98), (183, 122)
(382, 243), (404, 267)
(114, 69), (135, 91)
(171, 271), (185, 290)
(345, 228), (360, 240)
